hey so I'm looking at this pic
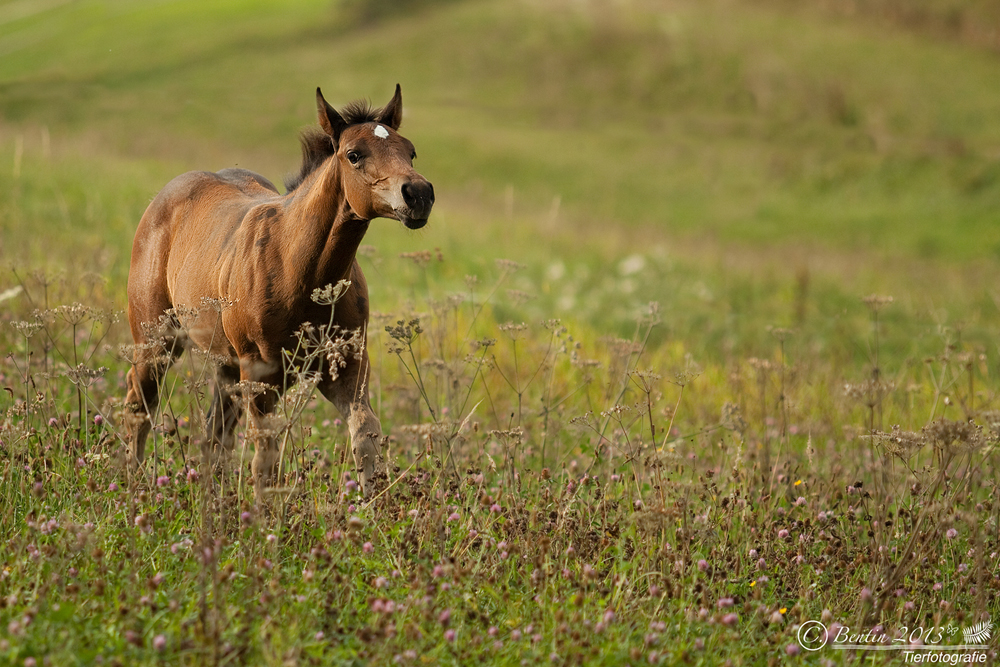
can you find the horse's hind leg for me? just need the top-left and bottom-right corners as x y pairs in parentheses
(247, 387), (281, 501)
(123, 331), (185, 462)
(123, 363), (155, 462)
(232, 357), (283, 501)
(206, 363), (242, 456)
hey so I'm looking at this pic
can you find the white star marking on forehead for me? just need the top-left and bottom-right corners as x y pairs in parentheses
(374, 124), (389, 139)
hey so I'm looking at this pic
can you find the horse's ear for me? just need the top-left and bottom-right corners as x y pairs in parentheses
(316, 87), (347, 143)
(377, 84), (403, 130)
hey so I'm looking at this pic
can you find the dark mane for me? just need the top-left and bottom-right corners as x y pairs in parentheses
(284, 99), (382, 193)
(340, 99), (380, 125)
(284, 129), (334, 193)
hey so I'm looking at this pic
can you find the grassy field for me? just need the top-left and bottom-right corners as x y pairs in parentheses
(1, 0), (999, 664)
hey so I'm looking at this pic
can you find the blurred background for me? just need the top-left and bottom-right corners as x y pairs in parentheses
(1, 0), (1000, 358)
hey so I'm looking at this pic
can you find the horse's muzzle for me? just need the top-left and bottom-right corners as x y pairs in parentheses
(400, 179), (434, 227)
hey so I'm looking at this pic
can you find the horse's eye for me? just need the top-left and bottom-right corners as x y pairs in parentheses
(411, 151), (417, 161)
(347, 151), (362, 165)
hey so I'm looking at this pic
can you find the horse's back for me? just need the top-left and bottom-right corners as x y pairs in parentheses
(215, 168), (280, 196)
(142, 169), (278, 223)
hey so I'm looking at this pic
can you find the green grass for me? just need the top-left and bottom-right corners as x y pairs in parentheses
(0, 258), (996, 665)
(1, 0), (1000, 664)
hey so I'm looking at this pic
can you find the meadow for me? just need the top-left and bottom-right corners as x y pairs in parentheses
(1, 0), (999, 664)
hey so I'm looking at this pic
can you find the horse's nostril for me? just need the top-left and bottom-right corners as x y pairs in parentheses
(402, 181), (434, 209)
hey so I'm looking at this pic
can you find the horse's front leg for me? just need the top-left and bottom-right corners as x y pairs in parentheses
(248, 395), (283, 500)
(238, 357), (283, 501)
(319, 350), (385, 496)
(345, 400), (386, 496)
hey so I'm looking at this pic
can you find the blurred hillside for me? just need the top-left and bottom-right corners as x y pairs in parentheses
(1, 0), (999, 266)
(751, 0), (1000, 50)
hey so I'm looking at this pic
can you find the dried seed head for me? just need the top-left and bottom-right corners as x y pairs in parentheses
(721, 402), (747, 433)
(200, 295), (234, 313)
(495, 258), (525, 273)
(63, 363), (108, 388)
(11, 319), (43, 338)
(499, 322), (528, 340)
(862, 294), (894, 313)
(506, 289), (535, 306)
(400, 250), (433, 268)
(310, 280), (352, 306)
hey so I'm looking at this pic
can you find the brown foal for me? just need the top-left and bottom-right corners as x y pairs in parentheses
(123, 85), (434, 497)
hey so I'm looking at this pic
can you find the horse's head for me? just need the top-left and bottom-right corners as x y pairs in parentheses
(317, 85), (434, 229)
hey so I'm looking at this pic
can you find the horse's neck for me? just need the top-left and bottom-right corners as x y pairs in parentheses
(286, 161), (369, 288)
